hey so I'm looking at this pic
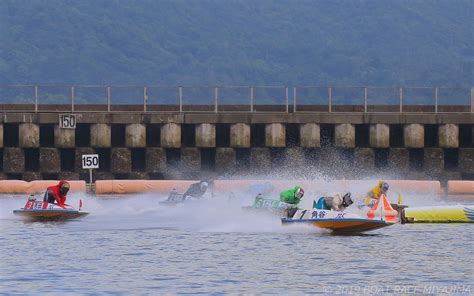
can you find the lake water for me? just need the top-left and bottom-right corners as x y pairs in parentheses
(1, 194), (473, 295)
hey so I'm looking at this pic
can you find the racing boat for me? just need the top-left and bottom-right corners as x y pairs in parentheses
(281, 194), (398, 233)
(159, 189), (212, 206)
(160, 181), (212, 206)
(241, 195), (293, 217)
(13, 197), (89, 221)
(159, 190), (186, 205)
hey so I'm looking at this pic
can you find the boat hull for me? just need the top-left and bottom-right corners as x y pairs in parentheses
(282, 218), (393, 233)
(13, 199), (89, 221)
(13, 209), (89, 221)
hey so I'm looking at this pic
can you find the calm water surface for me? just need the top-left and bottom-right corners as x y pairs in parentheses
(1, 195), (473, 294)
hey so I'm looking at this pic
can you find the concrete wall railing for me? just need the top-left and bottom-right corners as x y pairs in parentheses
(446, 180), (474, 201)
(95, 180), (196, 195)
(4, 180), (474, 200)
(213, 180), (442, 195)
(0, 180), (86, 194)
(447, 181), (474, 194)
(93, 179), (442, 195)
(1, 85), (472, 113)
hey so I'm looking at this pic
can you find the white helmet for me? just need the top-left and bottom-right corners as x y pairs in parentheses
(295, 187), (304, 199)
(200, 181), (209, 191)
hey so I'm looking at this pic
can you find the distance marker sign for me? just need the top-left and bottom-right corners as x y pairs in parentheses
(59, 114), (77, 129)
(82, 154), (99, 169)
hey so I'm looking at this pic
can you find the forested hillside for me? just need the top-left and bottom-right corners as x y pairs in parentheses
(0, 0), (472, 86)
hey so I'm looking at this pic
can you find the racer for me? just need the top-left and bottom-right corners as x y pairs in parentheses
(43, 180), (70, 207)
(182, 180), (209, 200)
(367, 181), (389, 200)
(279, 186), (304, 218)
(315, 192), (353, 211)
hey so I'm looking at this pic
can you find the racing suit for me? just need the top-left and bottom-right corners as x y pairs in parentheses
(43, 180), (68, 206)
(367, 181), (385, 200)
(182, 182), (207, 199)
(279, 186), (303, 218)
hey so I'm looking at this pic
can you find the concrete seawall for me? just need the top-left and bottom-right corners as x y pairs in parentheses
(1, 180), (473, 202)
(0, 112), (473, 181)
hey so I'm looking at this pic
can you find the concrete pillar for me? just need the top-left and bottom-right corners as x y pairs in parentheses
(0, 124), (3, 147)
(40, 148), (61, 173)
(354, 148), (375, 170)
(58, 172), (80, 180)
(423, 148), (444, 177)
(125, 124), (146, 148)
(265, 123), (285, 147)
(438, 124), (459, 148)
(22, 172), (42, 181)
(145, 148), (167, 172)
(19, 123), (39, 148)
(299, 123), (320, 147)
(404, 124), (424, 148)
(335, 124), (355, 148)
(471, 87), (474, 113)
(215, 148), (236, 173)
(472, 125), (474, 145)
(75, 147), (95, 173)
(90, 124), (111, 148)
(195, 123), (216, 148)
(370, 124), (390, 148)
(3, 148), (25, 173)
(459, 148), (474, 174)
(160, 123), (181, 148)
(388, 148), (409, 172)
(54, 126), (75, 148)
(230, 123), (251, 148)
(181, 148), (201, 171)
(111, 148), (131, 173)
(250, 148), (272, 173)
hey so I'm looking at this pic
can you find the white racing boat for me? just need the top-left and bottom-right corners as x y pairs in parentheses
(13, 197), (89, 221)
(282, 194), (399, 233)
